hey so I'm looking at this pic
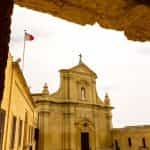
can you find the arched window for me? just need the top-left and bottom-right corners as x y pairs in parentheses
(81, 87), (86, 100)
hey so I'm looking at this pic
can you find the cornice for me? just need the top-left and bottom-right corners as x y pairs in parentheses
(35, 99), (113, 110)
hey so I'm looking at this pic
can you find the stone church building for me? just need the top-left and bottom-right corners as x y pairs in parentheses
(1, 54), (150, 150)
(32, 58), (113, 150)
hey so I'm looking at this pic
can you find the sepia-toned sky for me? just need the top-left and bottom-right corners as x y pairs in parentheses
(10, 5), (150, 127)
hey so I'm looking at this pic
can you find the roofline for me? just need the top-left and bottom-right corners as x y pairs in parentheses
(13, 61), (35, 107)
(59, 63), (97, 78)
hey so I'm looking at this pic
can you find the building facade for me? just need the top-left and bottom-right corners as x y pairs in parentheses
(0, 54), (37, 150)
(32, 60), (113, 150)
(112, 126), (150, 150)
(1, 54), (150, 150)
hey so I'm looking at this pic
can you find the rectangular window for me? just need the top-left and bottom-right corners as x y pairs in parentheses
(128, 137), (132, 147)
(114, 140), (120, 150)
(18, 119), (23, 146)
(142, 137), (146, 148)
(34, 128), (39, 141)
(10, 116), (17, 149)
(0, 109), (6, 150)
(29, 126), (32, 144)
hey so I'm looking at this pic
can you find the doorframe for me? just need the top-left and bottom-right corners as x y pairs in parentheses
(81, 132), (90, 150)
(75, 119), (96, 150)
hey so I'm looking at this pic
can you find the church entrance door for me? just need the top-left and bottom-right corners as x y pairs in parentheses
(81, 132), (89, 150)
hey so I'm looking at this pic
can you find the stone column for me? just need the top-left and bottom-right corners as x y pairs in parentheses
(0, 0), (14, 104)
(37, 111), (45, 150)
(63, 105), (71, 150)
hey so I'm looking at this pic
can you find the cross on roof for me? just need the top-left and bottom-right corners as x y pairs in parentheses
(79, 53), (83, 64)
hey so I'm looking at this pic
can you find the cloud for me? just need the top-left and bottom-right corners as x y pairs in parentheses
(100, 84), (120, 92)
(11, 34), (23, 43)
(136, 44), (150, 55)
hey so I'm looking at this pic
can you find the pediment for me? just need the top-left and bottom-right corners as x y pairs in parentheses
(69, 63), (97, 78)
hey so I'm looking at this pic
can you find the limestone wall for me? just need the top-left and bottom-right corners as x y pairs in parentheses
(112, 126), (150, 150)
(1, 54), (37, 150)
(36, 101), (112, 150)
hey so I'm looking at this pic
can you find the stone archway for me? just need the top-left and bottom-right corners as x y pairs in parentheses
(1, 0), (150, 106)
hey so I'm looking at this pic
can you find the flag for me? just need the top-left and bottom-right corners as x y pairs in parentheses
(25, 32), (34, 41)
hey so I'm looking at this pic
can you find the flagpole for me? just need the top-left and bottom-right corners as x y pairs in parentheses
(22, 30), (26, 71)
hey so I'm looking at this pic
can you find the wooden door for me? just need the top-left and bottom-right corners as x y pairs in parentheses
(81, 132), (89, 150)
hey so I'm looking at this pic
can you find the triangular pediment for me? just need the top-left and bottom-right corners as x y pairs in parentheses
(69, 63), (97, 78)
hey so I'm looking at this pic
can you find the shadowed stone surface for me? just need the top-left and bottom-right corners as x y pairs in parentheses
(15, 0), (150, 41)
(0, 0), (14, 104)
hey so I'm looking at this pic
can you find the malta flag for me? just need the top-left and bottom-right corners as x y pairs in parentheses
(25, 32), (34, 41)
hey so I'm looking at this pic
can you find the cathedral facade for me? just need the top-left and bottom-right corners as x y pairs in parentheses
(32, 59), (113, 150)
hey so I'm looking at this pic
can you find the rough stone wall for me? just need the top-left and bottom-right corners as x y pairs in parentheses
(15, 0), (150, 41)
(0, 0), (14, 104)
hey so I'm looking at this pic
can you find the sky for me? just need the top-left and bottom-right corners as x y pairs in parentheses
(10, 5), (150, 128)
